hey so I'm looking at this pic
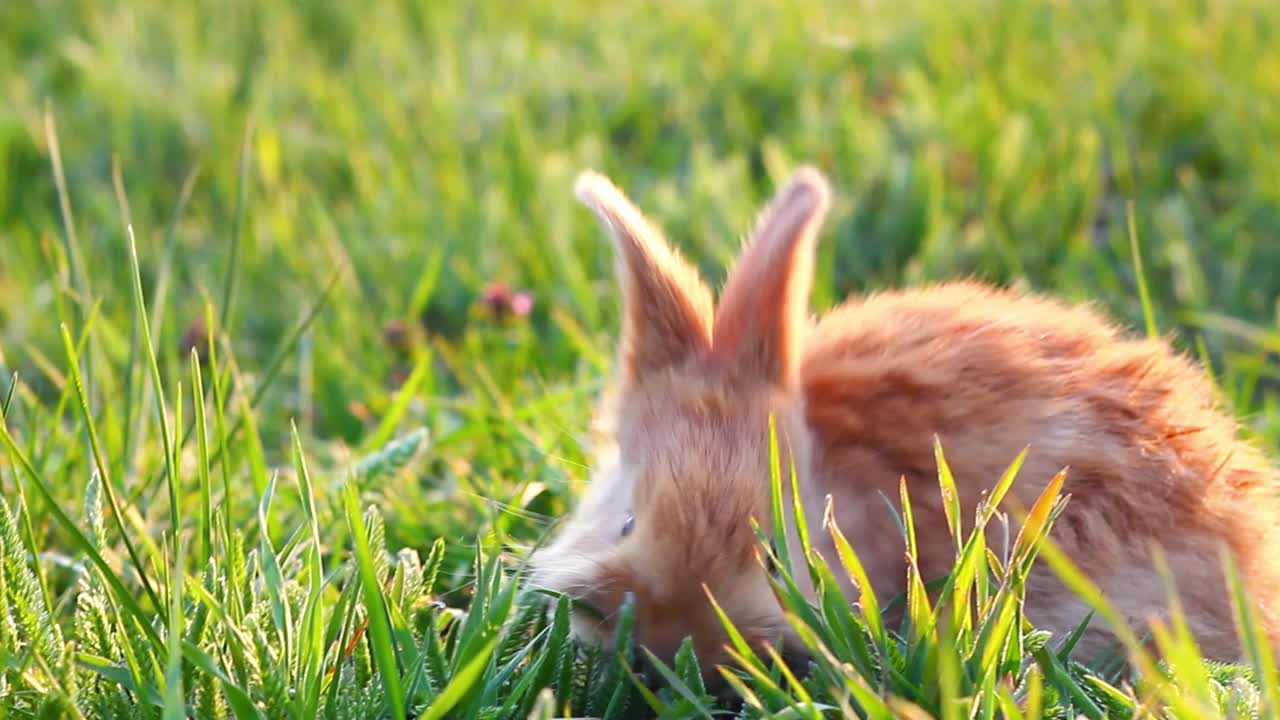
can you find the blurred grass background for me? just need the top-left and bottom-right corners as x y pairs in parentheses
(3, 0), (1280, 648)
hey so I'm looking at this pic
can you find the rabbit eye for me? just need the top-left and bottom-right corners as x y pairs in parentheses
(767, 541), (783, 577)
(620, 512), (636, 538)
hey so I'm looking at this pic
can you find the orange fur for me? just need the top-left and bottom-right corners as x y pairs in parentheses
(528, 166), (1280, 673)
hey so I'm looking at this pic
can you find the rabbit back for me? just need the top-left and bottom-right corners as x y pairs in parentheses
(798, 280), (1280, 660)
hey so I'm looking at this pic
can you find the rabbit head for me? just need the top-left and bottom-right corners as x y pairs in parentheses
(528, 166), (831, 669)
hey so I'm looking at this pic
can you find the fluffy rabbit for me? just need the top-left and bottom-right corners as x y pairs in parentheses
(528, 165), (1280, 671)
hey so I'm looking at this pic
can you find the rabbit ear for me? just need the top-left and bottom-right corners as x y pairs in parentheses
(710, 166), (831, 388)
(576, 170), (715, 382)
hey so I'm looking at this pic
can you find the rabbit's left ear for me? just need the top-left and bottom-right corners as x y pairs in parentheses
(710, 166), (831, 388)
(575, 170), (715, 385)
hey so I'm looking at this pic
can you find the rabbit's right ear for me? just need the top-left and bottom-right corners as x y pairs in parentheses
(710, 167), (830, 389)
(575, 171), (714, 383)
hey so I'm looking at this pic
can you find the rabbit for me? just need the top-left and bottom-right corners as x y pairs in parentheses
(527, 164), (1280, 675)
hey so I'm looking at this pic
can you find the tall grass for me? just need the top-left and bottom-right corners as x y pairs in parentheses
(2, 0), (1280, 717)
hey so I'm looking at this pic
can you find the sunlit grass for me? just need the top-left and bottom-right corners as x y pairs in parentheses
(3, 0), (1280, 716)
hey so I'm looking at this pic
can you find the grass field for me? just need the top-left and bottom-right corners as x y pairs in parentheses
(3, 0), (1280, 717)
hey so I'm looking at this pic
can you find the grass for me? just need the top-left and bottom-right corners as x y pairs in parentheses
(2, 0), (1280, 716)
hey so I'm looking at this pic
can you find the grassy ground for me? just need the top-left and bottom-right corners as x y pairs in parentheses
(3, 0), (1280, 717)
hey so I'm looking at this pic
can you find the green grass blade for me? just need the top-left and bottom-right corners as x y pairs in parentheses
(255, 472), (292, 664)
(1030, 644), (1105, 720)
(162, 532), (186, 719)
(191, 350), (213, 569)
(180, 641), (262, 720)
(823, 496), (885, 644)
(1224, 549), (1280, 716)
(343, 481), (405, 719)
(1, 372), (15, 418)
(1127, 201), (1159, 339)
(0, 417), (163, 651)
(291, 424), (327, 717)
(43, 104), (90, 336)
(126, 225), (181, 540)
(980, 447), (1029, 529)
(638, 649), (714, 720)
(59, 321), (162, 612)
(220, 117), (253, 331)
(766, 413), (792, 576)
(1035, 538), (1157, 678)
(121, 162), (199, 479)
(142, 267), (341, 504)
(933, 436), (962, 553)
(362, 354), (432, 454)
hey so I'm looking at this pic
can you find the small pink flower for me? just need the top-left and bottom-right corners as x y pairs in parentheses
(510, 291), (534, 317)
(480, 281), (534, 320)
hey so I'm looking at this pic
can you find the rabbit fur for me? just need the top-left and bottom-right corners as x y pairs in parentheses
(527, 165), (1280, 673)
